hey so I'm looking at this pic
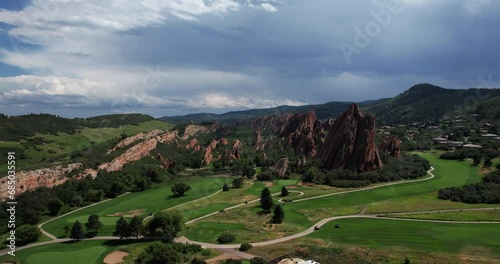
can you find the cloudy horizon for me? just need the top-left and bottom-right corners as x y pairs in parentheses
(0, 0), (500, 118)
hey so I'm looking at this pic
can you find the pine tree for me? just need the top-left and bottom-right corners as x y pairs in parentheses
(70, 221), (85, 241)
(271, 205), (285, 224)
(129, 216), (143, 239)
(281, 186), (289, 197)
(113, 217), (130, 240)
(260, 187), (274, 212)
(222, 183), (229, 191)
(85, 214), (103, 233)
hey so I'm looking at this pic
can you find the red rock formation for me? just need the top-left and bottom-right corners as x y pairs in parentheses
(317, 103), (382, 172)
(219, 138), (229, 146)
(281, 111), (318, 157)
(379, 136), (401, 159)
(185, 138), (200, 149)
(273, 157), (289, 178)
(181, 123), (220, 140)
(204, 145), (214, 165)
(0, 163), (83, 201)
(229, 139), (242, 161)
(103, 138), (159, 172)
(109, 130), (163, 153)
(254, 128), (262, 147)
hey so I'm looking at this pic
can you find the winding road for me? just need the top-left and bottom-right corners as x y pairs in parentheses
(2, 166), (499, 259)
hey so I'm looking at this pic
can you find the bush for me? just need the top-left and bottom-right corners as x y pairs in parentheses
(217, 233), (236, 244)
(250, 257), (269, 264)
(239, 243), (253, 252)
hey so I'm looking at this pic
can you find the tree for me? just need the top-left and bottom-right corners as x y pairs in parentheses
(145, 211), (183, 237)
(472, 155), (482, 166)
(161, 231), (174, 244)
(222, 183), (229, 191)
(171, 183), (191, 197)
(70, 221), (85, 241)
(232, 177), (244, 188)
(48, 199), (63, 216)
(113, 217), (129, 240)
(281, 186), (289, 197)
(239, 243), (253, 252)
(484, 158), (493, 167)
(250, 258), (269, 264)
(16, 225), (40, 246)
(108, 181), (125, 198)
(217, 233), (236, 244)
(191, 257), (207, 264)
(129, 216), (143, 239)
(271, 205), (285, 224)
(136, 242), (181, 264)
(70, 195), (83, 207)
(260, 187), (274, 212)
(223, 259), (242, 264)
(85, 214), (103, 234)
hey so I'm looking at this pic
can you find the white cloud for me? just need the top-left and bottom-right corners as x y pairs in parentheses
(187, 93), (304, 109)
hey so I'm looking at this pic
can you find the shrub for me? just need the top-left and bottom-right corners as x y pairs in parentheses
(239, 243), (253, 252)
(217, 233), (236, 244)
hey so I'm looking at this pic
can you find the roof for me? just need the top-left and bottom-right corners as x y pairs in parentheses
(463, 144), (482, 148)
(481, 134), (498, 137)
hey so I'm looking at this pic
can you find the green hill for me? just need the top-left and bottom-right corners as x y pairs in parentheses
(0, 113), (156, 141)
(364, 83), (500, 125)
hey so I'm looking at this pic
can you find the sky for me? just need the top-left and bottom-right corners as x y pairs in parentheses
(0, 0), (499, 118)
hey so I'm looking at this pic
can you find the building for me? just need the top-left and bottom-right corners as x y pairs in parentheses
(463, 143), (482, 148)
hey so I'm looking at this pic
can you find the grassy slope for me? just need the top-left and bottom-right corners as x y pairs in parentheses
(43, 177), (230, 238)
(0, 120), (174, 175)
(308, 218), (500, 257)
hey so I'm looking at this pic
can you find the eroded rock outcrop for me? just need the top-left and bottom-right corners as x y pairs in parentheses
(229, 139), (242, 161)
(0, 163), (83, 201)
(379, 136), (401, 159)
(181, 123), (220, 140)
(157, 154), (176, 169)
(317, 103), (382, 172)
(273, 157), (289, 178)
(109, 130), (163, 153)
(281, 111), (318, 157)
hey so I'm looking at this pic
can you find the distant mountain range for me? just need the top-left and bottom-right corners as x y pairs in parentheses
(1, 84), (499, 141)
(161, 83), (500, 125)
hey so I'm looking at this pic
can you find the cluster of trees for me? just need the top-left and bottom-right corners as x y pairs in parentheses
(260, 187), (285, 224)
(440, 149), (498, 167)
(67, 214), (104, 240)
(301, 154), (430, 188)
(438, 168), (500, 203)
(111, 211), (183, 241)
(135, 241), (208, 264)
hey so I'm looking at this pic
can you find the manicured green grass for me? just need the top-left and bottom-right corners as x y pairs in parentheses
(182, 222), (248, 243)
(286, 153), (481, 212)
(390, 209), (500, 222)
(308, 218), (500, 256)
(43, 177), (230, 237)
(276, 179), (298, 186)
(0, 240), (151, 264)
